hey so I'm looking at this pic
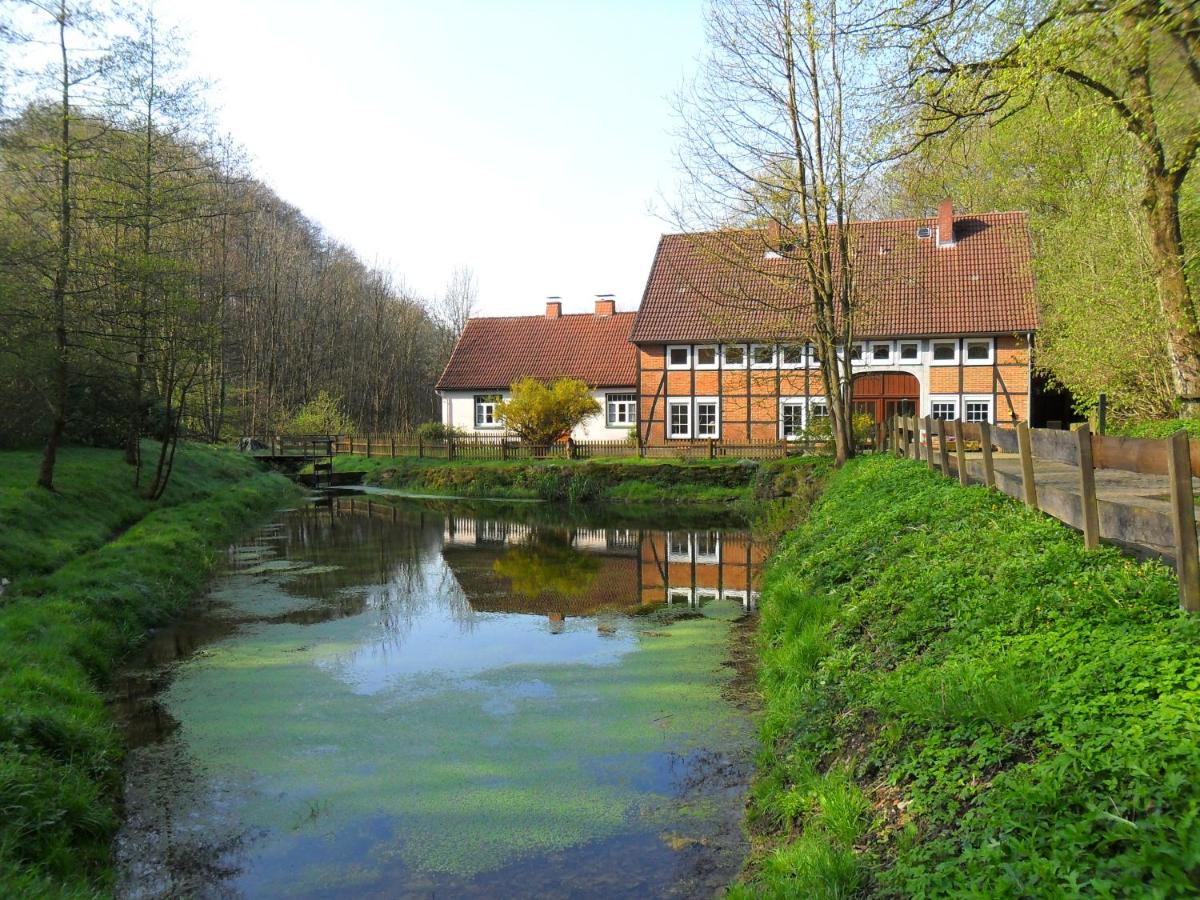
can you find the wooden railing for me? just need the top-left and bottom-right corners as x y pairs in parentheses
(890, 415), (1200, 612)
(326, 434), (814, 461)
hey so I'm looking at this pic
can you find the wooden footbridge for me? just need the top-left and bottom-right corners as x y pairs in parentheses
(239, 435), (346, 485)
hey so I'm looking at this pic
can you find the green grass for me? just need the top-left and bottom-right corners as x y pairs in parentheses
(1109, 418), (1200, 440)
(325, 453), (819, 506)
(0, 443), (297, 897)
(742, 454), (1200, 897)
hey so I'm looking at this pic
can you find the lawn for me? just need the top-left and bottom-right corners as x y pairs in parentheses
(739, 454), (1200, 897)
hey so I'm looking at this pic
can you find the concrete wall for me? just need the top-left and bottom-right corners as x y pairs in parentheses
(439, 388), (636, 441)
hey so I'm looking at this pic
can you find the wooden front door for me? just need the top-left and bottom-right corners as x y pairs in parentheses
(852, 372), (920, 448)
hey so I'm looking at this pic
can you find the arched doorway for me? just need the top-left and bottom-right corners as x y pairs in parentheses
(851, 372), (920, 448)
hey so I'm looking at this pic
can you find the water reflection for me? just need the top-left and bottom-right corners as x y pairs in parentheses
(113, 491), (763, 899)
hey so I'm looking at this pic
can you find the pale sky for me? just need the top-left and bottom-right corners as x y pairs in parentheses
(153, 0), (709, 317)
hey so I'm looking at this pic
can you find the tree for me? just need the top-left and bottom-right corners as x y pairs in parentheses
(672, 0), (884, 464)
(434, 264), (478, 341)
(899, 0), (1200, 414)
(496, 378), (600, 446)
(284, 390), (354, 436)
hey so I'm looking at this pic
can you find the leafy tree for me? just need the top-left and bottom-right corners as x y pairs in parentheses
(284, 390), (355, 436)
(898, 0), (1200, 414)
(496, 378), (600, 446)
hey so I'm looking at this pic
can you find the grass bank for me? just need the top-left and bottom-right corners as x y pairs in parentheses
(740, 454), (1200, 897)
(328, 453), (817, 508)
(0, 444), (298, 897)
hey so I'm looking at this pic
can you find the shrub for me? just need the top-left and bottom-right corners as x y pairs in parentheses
(415, 421), (466, 442)
(283, 390), (355, 436)
(496, 378), (600, 445)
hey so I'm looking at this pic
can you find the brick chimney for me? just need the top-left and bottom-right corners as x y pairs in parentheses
(937, 198), (956, 247)
(594, 294), (615, 317)
(545, 297), (562, 318)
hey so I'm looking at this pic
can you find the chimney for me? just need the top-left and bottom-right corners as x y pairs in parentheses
(545, 297), (562, 318)
(594, 294), (615, 317)
(937, 198), (955, 247)
(767, 219), (781, 245)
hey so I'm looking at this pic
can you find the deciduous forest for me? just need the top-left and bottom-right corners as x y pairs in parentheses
(0, 2), (468, 492)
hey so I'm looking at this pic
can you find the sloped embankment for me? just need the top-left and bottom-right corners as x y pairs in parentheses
(740, 454), (1199, 896)
(0, 444), (297, 897)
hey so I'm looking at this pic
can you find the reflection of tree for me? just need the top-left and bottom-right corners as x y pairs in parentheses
(492, 533), (601, 601)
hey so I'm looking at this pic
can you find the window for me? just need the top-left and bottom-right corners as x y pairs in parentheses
(964, 397), (992, 423)
(694, 589), (719, 607)
(695, 398), (719, 438)
(964, 338), (994, 365)
(667, 399), (691, 438)
(781, 400), (805, 439)
(807, 343), (821, 368)
(849, 343), (865, 362)
(930, 340), (959, 365)
(751, 344), (776, 368)
(780, 344), (805, 368)
(668, 531), (691, 561)
(474, 394), (501, 428)
(695, 345), (719, 369)
(723, 344), (747, 367)
(930, 399), (958, 420)
(667, 588), (691, 605)
(809, 398), (829, 420)
(606, 393), (636, 427)
(898, 341), (920, 362)
(667, 345), (690, 369)
(694, 530), (720, 563)
(870, 341), (893, 364)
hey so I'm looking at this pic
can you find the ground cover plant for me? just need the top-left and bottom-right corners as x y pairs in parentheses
(0, 444), (297, 897)
(739, 454), (1200, 897)
(327, 454), (820, 506)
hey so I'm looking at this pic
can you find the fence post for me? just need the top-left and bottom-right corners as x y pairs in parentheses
(1167, 430), (1200, 612)
(1017, 422), (1038, 509)
(978, 421), (996, 489)
(502, 439), (508, 460)
(418, 436), (424, 459)
(638, 440), (645, 458)
(1074, 423), (1100, 549)
(709, 439), (716, 460)
(366, 434), (372, 459)
(924, 416), (936, 471)
(390, 435), (396, 457)
(1098, 393), (1107, 436)
(936, 418), (950, 475)
(909, 417), (919, 462)
(953, 419), (969, 485)
(448, 437), (456, 461)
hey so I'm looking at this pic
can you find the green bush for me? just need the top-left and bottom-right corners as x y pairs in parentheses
(744, 454), (1199, 896)
(1110, 418), (1200, 440)
(415, 421), (466, 442)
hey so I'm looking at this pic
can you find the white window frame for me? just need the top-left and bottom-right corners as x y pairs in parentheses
(963, 337), (995, 366)
(930, 397), (959, 420)
(694, 397), (719, 438)
(667, 531), (691, 562)
(694, 530), (720, 564)
(667, 398), (691, 439)
(750, 343), (777, 368)
(963, 395), (993, 424)
(808, 397), (830, 423)
(930, 339), (960, 366)
(667, 587), (692, 605)
(869, 341), (894, 365)
(666, 345), (691, 370)
(806, 343), (822, 369)
(897, 340), (921, 364)
(780, 398), (806, 440)
(694, 588), (720, 607)
(694, 344), (719, 370)
(779, 343), (806, 369)
(722, 343), (748, 368)
(848, 342), (865, 364)
(474, 394), (503, 429)
(605, 392), (637, 428)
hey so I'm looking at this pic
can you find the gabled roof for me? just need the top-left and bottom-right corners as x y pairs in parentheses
(629, 211), (1038, 344)
(436, 311), (638, 392)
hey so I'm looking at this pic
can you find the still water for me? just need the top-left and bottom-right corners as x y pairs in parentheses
(113, 491), (765, 898)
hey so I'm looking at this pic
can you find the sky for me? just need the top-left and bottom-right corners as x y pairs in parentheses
(151, 0), (710, 317)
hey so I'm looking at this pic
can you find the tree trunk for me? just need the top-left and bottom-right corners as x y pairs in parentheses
(1144, 173), (1200, 416)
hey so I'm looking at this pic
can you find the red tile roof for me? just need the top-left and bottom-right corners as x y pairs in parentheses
(629, 211), (1038, 343)
(436, 311), (637, 391)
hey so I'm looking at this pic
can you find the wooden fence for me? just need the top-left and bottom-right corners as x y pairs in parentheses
(890, 416), (1200, 612)
(326, 434), (811, 462)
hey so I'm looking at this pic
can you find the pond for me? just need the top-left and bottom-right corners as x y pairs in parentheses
(112, 490), (766, 898)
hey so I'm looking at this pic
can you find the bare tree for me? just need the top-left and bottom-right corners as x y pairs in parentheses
(672, 0), (882, 464)
(435, 264), (478, 340)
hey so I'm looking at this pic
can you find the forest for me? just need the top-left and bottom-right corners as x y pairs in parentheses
(0, 4), (470, 494)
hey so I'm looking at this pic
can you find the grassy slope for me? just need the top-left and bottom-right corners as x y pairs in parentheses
(0, 444), (298, 898)
(740, 455), (1200, 897)
(327, 453), (781, 504)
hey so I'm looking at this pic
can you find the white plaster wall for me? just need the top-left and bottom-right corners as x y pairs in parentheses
(438, 388), (635, 441)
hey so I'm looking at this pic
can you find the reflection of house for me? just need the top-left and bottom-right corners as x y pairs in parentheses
(439, 518), (764, 619)
(643, 529), (765, 611)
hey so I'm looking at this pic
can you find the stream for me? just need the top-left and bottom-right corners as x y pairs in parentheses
(111, 490), (764, 898)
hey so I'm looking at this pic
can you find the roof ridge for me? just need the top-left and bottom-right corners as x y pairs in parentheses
(659, 209), (1029, 239)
